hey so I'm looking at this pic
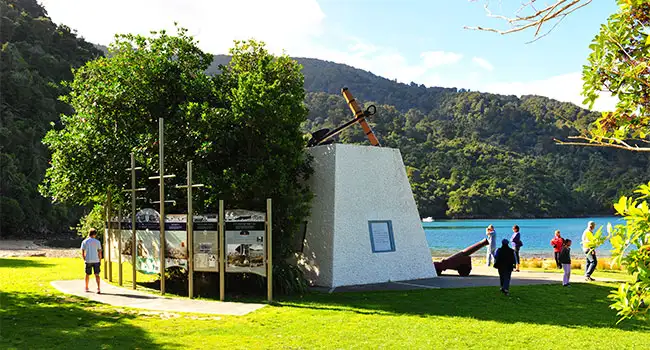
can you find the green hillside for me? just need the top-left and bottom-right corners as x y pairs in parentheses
(0, 0), (102, 236)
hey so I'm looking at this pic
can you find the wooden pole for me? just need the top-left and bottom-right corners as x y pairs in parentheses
(187, 161), (194, 299)
(267, 198), (273, 302)
(118, 203), (123, 286)
(106, 192), (112, 281)
(103, 195), (108, 280)
(130, 153), (138, 290)
(219, 199), (225, 301)
(159, 117), (166, 295)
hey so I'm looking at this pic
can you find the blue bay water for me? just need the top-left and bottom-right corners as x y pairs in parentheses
(423, 217), (620, 258)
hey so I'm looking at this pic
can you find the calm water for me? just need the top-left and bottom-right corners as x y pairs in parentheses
(424, 217), (621, 258)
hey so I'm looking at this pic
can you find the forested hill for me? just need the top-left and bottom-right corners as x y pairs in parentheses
(2, 0), (647, 239)
(0, 0), (103, 236)
(213, 54), (648, 219)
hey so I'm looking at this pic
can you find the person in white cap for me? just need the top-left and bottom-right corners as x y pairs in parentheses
(581, 221), (597, 281)
(485, 225), (497, 267)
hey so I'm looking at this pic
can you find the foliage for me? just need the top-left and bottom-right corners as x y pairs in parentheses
(606, 182), (650, 321)
(579, 0), (650, 151)
(2, 257), (650, 349)
(572, 0), (650, 322)
(41, 27), (215, 206)
(74, 204), (105, 240)
(209, 41), (313, 260)
(0, 0), (102, 236)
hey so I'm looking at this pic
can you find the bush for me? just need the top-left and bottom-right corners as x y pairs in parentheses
(75, 204), (104, 240)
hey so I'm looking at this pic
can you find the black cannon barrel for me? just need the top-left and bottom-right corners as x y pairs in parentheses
(462, 238), (489, 256)
(443, 238), (489, 261)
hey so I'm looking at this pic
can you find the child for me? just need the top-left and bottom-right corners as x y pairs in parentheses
(559, 239), (572, 287)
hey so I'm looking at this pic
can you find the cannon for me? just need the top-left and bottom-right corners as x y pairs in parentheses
(434, 238), (489, 276)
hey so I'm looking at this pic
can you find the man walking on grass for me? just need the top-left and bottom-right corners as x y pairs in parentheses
(581, 221), (597, 281)
(81, 228), (102, 293)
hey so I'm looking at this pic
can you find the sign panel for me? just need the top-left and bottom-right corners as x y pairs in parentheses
(116, 210), (218, 275)
(193, 221), (219, 272)
(368, 220), (395, 253)
(225, 221), (266, 276)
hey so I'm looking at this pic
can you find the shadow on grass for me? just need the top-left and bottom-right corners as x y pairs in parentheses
(0, 292), (170, 349)
(277, 283), (650, 331)
(0, 258), (53, 268)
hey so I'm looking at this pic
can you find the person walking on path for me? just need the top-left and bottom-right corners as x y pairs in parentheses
(559, 239), (572, 287)
(81, 228), (103, 293)
(582, 221), (598, 281)
(511, 225), (523, 272)
(494, 239), (516, 296)
(486, 225), (497, 267)
(550, 230), (564, 269)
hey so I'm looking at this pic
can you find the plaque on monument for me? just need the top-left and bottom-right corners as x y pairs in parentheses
(368, 220), (395, 253)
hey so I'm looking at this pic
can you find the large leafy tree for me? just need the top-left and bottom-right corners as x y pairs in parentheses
(42, 29), (312, 292)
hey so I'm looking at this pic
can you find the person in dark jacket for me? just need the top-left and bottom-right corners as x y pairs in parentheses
(559, 239), (572, 286)
(494, 239), (516, 295)
(511, 225), (523, 272)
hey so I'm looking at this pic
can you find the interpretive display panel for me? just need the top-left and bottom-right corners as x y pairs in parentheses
(225, 221), (266, 276)
(368, 220), (395, 253)
(193, 220), (219, 272)
(116, 209), (191, 275)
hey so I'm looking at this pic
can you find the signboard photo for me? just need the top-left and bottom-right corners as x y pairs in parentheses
(193, 220), (219, 272)
(225, 221), (266, 276)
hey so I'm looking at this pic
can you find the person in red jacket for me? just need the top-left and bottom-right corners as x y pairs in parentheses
(550, 230), (564, 269)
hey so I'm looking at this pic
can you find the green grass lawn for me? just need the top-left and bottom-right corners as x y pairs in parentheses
(1, 257), (648, 349)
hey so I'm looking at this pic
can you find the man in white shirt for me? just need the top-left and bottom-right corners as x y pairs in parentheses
(581, 221), (597, 281)
(81, 228), (103, 293)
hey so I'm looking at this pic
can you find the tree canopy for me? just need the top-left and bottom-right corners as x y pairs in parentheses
(41, 29), (312, 292)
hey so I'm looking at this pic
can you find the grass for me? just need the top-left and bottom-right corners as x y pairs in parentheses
(1, 257), (649, 349)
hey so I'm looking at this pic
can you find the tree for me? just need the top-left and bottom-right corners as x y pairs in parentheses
(469, 0), (650, 321)
(41, 29), (312, 293)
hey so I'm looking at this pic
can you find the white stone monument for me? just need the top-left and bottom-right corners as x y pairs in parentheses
(298, 144), (437, 288)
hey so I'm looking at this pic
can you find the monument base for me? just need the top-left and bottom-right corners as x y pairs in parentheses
(298, 144), (437, 288)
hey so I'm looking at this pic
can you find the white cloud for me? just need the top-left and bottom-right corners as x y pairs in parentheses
(484, 72), (617, 111)
(472, 57), (494, 71)
(420, 51), (464, 68)
(40, 0), (325, 55)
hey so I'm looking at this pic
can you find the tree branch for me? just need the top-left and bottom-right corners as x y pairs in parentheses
(554, 136), (650, 152)
(465, 0), (592, 38)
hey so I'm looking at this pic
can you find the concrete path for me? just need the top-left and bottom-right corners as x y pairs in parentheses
(327, 265), (620, 293)
(51, 280), (266, 316)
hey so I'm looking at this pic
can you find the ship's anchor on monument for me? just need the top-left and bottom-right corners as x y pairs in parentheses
(307, 87), (382, 147)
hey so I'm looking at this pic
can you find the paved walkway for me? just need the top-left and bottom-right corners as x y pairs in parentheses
(51, 280), (266, 316)
(327, 265), (620, 293)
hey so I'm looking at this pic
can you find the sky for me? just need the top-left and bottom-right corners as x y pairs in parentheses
(39, 0), (619, 111)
